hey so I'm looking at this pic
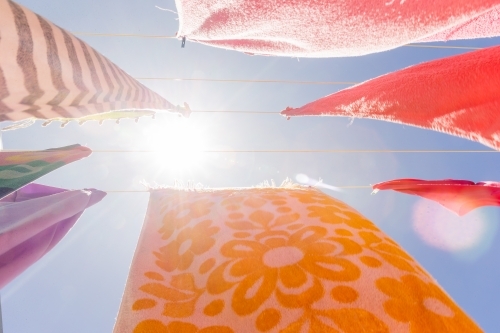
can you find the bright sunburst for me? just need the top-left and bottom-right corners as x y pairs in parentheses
(141, 118), (207, 171)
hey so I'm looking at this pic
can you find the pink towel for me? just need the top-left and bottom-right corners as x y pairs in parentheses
(175, 0), (500, 57)
(282, 46), (500, 150)
(373, 178), (500, 216)
(0, 183), (106, 289)
(0, 0), (187, 126)
(419, 6), (500, 42)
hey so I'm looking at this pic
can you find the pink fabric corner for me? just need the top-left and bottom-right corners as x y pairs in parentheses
(0, 184), (106, 289)
(176, 0), (500, 57)
(282, 46), (500, 150)
(372, 178), (500, 216)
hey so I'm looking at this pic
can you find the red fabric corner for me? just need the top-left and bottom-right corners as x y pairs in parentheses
(372, 178), (500, 216)
(282, 46), (500, 150)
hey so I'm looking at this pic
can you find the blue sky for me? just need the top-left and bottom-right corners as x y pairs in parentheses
(2, 0), (500, 332)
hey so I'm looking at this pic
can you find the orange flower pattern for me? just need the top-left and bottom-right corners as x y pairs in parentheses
(376, 274), (481, 332)
(113, 188), (482, 332)
(155, 219), (220, 272)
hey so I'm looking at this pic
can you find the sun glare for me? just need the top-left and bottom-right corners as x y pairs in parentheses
(141, 118), (207, 170)
(412, 198), (499, 261)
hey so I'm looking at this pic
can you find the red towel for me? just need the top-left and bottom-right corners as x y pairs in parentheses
(282, 46), (500, 150)
(372, 178), (500, 216)
(175, 0), (500, 57)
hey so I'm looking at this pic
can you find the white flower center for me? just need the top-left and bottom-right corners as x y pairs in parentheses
(263, 246), (304, 268)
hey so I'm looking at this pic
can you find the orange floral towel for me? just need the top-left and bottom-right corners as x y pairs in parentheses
(114, 187), (481, 332)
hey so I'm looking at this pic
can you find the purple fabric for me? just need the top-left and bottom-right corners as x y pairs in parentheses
(0, 184), (106, 289)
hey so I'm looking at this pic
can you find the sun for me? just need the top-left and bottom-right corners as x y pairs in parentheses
(141, 118), (207, 171)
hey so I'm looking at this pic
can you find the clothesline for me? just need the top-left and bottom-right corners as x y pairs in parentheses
(72, 32), (483, 50)
(91, 149), (499, 153)
(2, 149), (496, 154)
(73, 32), (177, 38)
(105, 186), (372, 192)
(190, 110), (280, 114)
(135, 77), (357, 85)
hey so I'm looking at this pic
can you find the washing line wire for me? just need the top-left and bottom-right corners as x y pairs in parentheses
(73, 32), (177, 38)
(69, 38), (480, 85)
(134, 77), (358, 85)
(190, 110), (281, 114)
(90, 149), (499, 153)
(2, 149), (496, 153)
(103, 186), (372, 193)
(72, 32), (482, 50)
(403, 44), (481, 50)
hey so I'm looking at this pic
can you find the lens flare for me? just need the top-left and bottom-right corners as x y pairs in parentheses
(412, 198), (498, 260)
(142, 118), (206, 171)
(295, 174), (342, 192)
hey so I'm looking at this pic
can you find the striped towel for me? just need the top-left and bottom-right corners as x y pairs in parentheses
(0, 0), (187, 129)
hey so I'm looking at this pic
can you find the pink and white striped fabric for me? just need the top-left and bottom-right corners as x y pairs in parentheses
(0, 0), (185, 125)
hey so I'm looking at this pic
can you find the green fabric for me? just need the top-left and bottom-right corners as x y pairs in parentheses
(0, 144), (91, 199)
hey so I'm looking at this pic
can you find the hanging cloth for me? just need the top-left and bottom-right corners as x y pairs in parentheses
(283, 45), (500, 150)
(114, 186), (481, 332)
(0, 144), (91, 199)
(419, 6), (500, 42)
(175, 0), (500, 57)
(0, 0), (188, 129)
(0, 183), (106, 289)
(373, 178), (500, 216)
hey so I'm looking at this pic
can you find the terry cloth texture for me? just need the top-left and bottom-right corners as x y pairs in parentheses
(373, 178), (500, 216)
(175, 0), (500, 57)
(0, 183), (106, 289)
(419, 6), (500, 42)
(114, 187), (481, 332)
(0, 144), (91, 199)
(283, 46), (500, 150)
(0, 0), (184, 125)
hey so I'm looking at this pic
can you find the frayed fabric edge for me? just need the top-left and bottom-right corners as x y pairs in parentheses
(0, 104), (191, 131)
(144, 178), (312, 193)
